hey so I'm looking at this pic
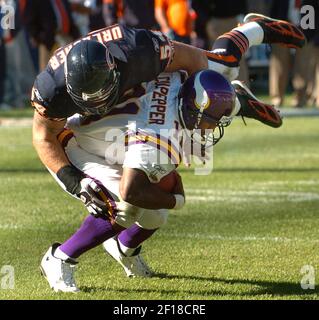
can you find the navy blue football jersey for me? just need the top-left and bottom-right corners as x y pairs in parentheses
(31, 24), (174, 120)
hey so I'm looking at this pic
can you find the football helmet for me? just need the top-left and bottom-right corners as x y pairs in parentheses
(178, 69), (235, 146)
(65, 40), (120, 115)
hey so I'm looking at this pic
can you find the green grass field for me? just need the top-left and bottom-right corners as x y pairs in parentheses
(0, 117), (319, 300)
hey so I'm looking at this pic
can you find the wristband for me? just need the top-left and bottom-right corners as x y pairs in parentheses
(56, 165), (84, 194)
(173, 194), (185, 210)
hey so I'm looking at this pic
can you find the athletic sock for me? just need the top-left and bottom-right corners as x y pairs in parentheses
(54, 247), (71, 261)
(117, 224), (157, 256)
(208, 22), (264, 69)
(233, 22), (264, 47)
(118, 241), (136, 257)
(59, 215), (120, 259)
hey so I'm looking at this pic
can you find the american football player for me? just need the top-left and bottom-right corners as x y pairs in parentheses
(40, 69), (238, 292)
(32, 14), (305, 208)
(34, 14), (306, 292)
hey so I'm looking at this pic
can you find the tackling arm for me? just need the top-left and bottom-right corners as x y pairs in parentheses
(165, 41), (208, 76)
(32, 111), (114, 216)
(32, 111), (70, 173)
(120, 168), (184, 210)
(165, 22), (259, 81)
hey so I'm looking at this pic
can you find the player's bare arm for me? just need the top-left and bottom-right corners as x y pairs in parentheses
(32, 111), (69, 174)
(33, 111), (114, 216)
(120, 168), (184, 210)
(165, 41), (208, 76)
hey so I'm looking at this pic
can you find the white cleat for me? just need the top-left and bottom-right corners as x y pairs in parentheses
(40, 243), (79, 293)
(102, 237), (153, 278)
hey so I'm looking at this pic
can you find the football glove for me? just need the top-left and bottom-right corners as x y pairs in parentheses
(56, 165), (108, 217)
(77, 178), (109, 217)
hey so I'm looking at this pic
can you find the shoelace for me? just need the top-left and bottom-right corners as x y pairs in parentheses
(61, 262), (77, 287)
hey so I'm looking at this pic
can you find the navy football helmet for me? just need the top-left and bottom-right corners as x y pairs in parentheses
(178, 70), (236, 146)
(65, 40), (120, 115)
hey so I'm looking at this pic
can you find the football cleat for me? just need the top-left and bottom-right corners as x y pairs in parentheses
(103, 237), (153, 278)
(40, 243), (79, 293)
(244, 13), (306, 49)
(232, 80), (283, 128)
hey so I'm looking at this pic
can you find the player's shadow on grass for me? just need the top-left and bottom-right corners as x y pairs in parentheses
(152, 273), (318, 297)
(81, 273), (318, 298)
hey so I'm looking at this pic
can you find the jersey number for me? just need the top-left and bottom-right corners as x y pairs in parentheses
(160, 45), (173, 61)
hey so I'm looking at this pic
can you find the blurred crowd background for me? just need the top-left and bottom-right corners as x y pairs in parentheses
(0, 0), (318, 111)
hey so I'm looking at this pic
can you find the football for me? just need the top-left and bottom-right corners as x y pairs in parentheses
(155, 171), (177, 193)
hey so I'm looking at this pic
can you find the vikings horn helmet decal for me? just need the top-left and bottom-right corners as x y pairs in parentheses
(178, 69), (236, 146)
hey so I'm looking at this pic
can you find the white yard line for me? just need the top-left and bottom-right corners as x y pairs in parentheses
(255, 180), (319, 186)
(186, 189), (319, 203)
(166, 232), (319, 244)
(0, 224), (19, 230)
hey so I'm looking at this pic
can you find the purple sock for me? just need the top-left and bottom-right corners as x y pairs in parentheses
(59, 215), (117, 259)
(118, 224), (157, 249)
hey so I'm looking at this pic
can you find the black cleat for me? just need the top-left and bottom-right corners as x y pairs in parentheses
(244, 13), (306, 49)
(232, 80), (283, 128)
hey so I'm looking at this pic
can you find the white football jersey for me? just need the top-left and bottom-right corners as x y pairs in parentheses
(66, 72), (184, 182)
